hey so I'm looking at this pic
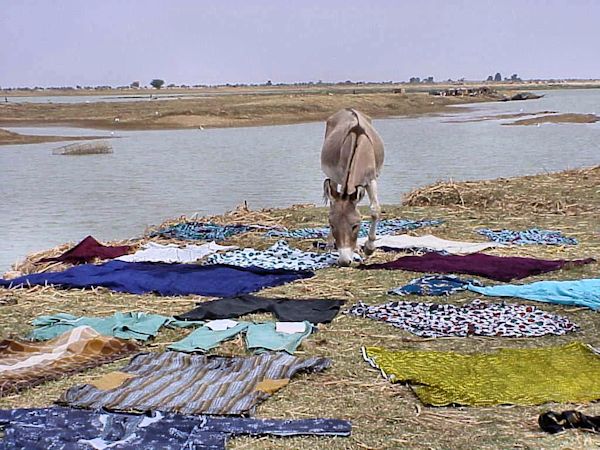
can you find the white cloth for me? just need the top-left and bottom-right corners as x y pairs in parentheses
(117, 242), (237, 263)
(205, 319), (239, 331)
(275, 322), (307, 334)
(357, 234), (502, 255)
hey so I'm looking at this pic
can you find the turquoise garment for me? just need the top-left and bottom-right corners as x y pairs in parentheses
(468, 279), (600, 310)
(246, 322), (313, 354)
(30, 312), (200, 341)
(168, 322), (250, 352)
(168, 321), (313, 354)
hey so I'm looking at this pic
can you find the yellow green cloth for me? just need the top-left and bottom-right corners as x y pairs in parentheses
(363, 342), (600, 406)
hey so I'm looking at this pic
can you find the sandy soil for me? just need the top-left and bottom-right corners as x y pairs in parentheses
(0, 128), (106, 146)
(0, 91), (496, 134)
(505, 113), (600, 126)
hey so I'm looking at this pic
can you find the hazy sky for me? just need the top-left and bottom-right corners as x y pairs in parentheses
(1, 0), (598, 87)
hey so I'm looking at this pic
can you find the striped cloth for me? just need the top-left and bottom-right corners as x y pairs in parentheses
(0, 326), (138, 398)
(59, 351), (331, 416)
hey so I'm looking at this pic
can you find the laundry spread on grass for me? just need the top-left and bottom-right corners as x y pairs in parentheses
(362, 342), (600, 406)
(468, 279), (600, 310)
(150, 222), (266, 241)
(0, 407), (352, 450)
(29, 312), (202, 341)
(476, 228), (578, 245)
(116, 241), (237, 263)
(348, 299), (577, 338)
(360, 252), (595, 282)
(204, 240), (343, 271)
(265, 218), (444, 239)
(39, 235), (133, 264)
(0, 326), (138, 398)
(168, 320), (313, 354)
(176, 295), (345, 323)
(59, 351), (332, 416)
(356, 234), (501, 255)
(389, 275), (482, 296)
(0, 260), (314, 297)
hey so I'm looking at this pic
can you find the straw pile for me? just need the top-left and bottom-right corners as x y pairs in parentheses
(52, 141), (113, 155)
(402, 166), (599, 215)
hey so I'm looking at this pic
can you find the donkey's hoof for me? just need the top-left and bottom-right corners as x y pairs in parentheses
(364, 243), (376, 256)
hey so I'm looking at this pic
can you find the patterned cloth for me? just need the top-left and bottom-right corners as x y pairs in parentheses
(150, 222), (263, 241)
(59, 351), (331, 415)
(468, 278), (600, 310)
(1, 260), (314, 297)
(0, 326), (138, 398)
(0, 407), (351, 450)
(205, 240), (339, 271)
(476, 228), (578, 245)
(389, 275), (481, 296)
(362, 342), (600, 406)
(265, 218), (444, 239)
(347, 299), (577, 338)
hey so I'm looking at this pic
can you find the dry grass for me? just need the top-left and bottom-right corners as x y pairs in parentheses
(1, 167), (600, 449)
(505, 113), (600, 126)
(0, 127), (107, 146)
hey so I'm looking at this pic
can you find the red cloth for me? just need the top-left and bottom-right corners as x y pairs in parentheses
(40, 236), (132, 264)
(360, 252), (595, 282)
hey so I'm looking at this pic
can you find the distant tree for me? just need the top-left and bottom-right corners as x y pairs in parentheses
(510, 73), (521, 81)
(486, 75), (493, 81)
(494, 72), (502, 82)
(150, 79), (165, 89)
(167, 83), (176, 88)
(409, 77), (420, 84)
(130, 81), (140, 88)
(265, 80), (272, 86)
(425, 76), (434, 83)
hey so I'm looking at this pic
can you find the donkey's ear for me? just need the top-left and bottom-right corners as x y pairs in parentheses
(323, 179), (342, 204)
(349, 186), (366, 203)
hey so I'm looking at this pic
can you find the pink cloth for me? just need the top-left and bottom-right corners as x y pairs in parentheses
(360, 253), (595, 282)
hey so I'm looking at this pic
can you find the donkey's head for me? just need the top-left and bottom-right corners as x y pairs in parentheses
(323, 179), (365, 267)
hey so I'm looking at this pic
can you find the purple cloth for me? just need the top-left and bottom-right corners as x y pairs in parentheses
(360, 253), (595, 282)
(0, 260), (313, 297)
(40, 235), (133, 264)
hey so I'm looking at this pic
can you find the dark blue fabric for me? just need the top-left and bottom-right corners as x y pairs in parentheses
(0, 261), (314, 297)
(0, 407), (352, 450)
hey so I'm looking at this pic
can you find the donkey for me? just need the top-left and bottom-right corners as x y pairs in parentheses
(321, 108), (384, 266)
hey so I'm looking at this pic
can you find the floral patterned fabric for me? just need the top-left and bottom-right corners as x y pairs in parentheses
(476, 228), (578, 245)
(205, 240), (341, 271)
(347, 299), (577, 338)
(265, 218), (444, 239)
(389, 275), (482, 296)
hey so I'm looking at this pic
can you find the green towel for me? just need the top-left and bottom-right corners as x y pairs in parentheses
(31, 312), (202, 341)
(363, 342), (600, 406)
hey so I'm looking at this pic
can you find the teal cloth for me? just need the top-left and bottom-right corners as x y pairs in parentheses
(168, 322), (250, 352)
(168, 321), (313, 354)
(468, 279), (600, 310)
(246, 322), (313, 354)
(30, 312), (202, 341)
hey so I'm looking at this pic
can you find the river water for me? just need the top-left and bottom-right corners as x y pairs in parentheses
(1, 89), (599, 271)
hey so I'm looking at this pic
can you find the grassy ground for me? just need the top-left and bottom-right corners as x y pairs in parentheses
(0, 128), (107, 146)
(0, 167), (599, 449)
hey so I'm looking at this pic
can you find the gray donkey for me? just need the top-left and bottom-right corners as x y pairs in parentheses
(321, 108), (384, 266)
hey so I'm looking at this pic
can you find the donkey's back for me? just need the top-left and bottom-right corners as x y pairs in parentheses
(321, 108), (384, 196)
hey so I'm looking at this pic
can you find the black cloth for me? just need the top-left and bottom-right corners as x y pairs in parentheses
(176, 294), (345, 323)
(539, 410), (600, 434)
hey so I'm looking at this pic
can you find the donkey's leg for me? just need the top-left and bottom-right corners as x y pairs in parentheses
(364, 179), (381, 256)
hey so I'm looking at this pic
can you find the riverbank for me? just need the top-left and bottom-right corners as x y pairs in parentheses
(0, 128), (107, 146)
(0, 91), (498, 135)
(1, 167), (599, 449)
